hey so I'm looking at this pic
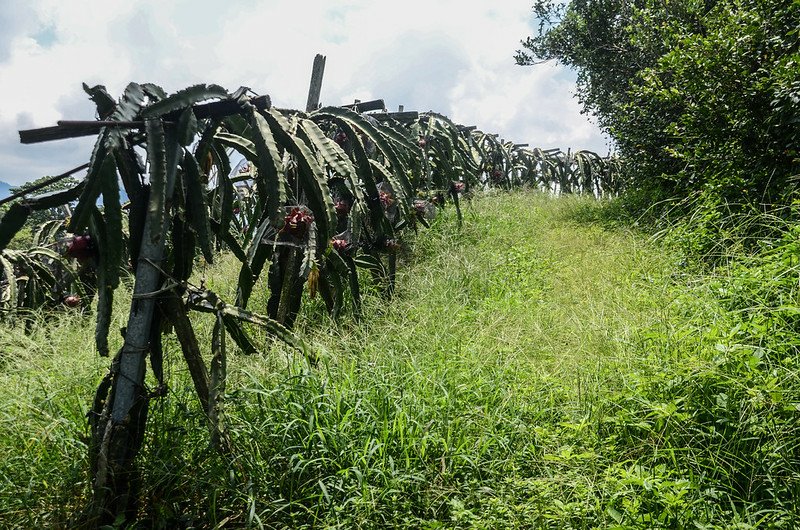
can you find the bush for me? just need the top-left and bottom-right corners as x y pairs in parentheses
(519, 0), (800, 214)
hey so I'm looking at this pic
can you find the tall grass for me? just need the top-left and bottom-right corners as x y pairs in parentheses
(1, 191), (799, 528)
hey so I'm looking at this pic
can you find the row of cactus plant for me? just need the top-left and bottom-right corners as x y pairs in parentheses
(0, 82), (620, 524)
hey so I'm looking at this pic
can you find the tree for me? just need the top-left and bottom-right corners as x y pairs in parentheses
(517, 0), (800, 208)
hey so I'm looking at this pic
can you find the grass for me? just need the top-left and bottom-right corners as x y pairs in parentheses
(1, 190), (799, 528)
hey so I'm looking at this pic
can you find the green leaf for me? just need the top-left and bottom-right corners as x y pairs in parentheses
(194, 118), (222, 173)
(211, 310), (226, 396)
(214, 131), (258, 161)
(456, 135), (481, 173)
(298, 119), (355, 179)
(323, 119), (392, 237)
(210, 310), (227, 446)
(112, 82), (146, 122)
(209, 218), (248, 263)
(113, 145), (145, 202)
(187, 286), (308, 353)
(0, 203), (31, 251)
(354, 253), (386, 275)
(82, 83), (116, 119)
(170, 214), (196, 282)
(127, 185), (148, 273)
(141, 84), (229, 118)
(26, 255), (59, 287)
(297, 119), (365, 203)
(220, 303), (307, 353)
(164, 125), (182, 199)
(210, 142), (234, 241)
(248, 107), (287, 228)
(0, 252), (18, 308)
(145, 118), (167, 244)
(99, 155), (122, 288)
(327, 250), (361, 318)
(370, 159), (409, 217)
(321, 258), (344, 318)
(141, 83), (167, 102)
(450, 185), (462, 227)
(208, 140), (232, 192)
(184, 150), (214, 263)
(222, 314), (257, 355)
(422, 112), (462, 145)
(32, 220), (65, 247)
(312, 107), (413, 200)
(377, 117), (420, 153)
(69, 130), (109, 233)
(89, 209), (113, 357)
(235, 215), (274, 308)
(177, 108), (199, 147)
(24, 182), (86, 211)
(263, 109), (336, 241)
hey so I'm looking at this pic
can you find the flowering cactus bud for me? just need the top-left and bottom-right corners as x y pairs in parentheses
(384, 239), (401, 253)
(282, 207), (314, 238)
(64, 295), (81, 308)
(65, 234), (95, 261)
(379, 191), (394, 209)
(334, 200), (351, 217)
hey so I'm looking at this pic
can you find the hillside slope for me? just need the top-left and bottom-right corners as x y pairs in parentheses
(0, 192), (795, 528)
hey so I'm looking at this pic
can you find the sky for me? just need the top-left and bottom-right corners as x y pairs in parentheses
(0, 0), (610, 186)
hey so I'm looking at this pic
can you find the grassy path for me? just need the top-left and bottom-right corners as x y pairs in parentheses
(226, 191), (681, 528)
(300, 191), (674, 415)
(3, 191), (757, 528)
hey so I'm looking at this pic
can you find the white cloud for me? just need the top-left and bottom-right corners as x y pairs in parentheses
(0, 0), (610, 185)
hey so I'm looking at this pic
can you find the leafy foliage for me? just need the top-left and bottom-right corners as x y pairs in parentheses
(519, 0), (800, 211)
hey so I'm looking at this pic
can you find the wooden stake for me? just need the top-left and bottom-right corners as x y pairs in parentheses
(306, 54), (326, 112)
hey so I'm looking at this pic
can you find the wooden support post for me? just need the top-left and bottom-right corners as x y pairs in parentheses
(354, 99), (385, 113)
(306, 54), (326, 112)
(371, 111), (419, 124)
(398, 105), (404, 112)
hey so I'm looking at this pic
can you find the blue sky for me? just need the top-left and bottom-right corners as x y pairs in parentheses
(0, 0), (609, 186)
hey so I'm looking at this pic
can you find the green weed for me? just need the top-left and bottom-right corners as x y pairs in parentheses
(2, 191), (800, 528)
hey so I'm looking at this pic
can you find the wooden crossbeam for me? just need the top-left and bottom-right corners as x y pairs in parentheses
(343, 99), (385, 113)
(371, 111), (419, 123)
(19, 94), (271, 145)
